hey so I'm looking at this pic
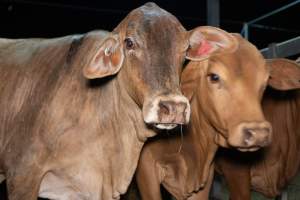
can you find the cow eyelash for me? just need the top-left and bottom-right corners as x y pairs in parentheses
(207, 73), (220, 83)
(124, 38), (135, 50)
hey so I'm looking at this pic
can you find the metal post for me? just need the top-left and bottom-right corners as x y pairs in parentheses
(244, 23), (249, 40)
(267, 43), (278, 58)
(275, 190), (288, 200)
(261, 36), (300, 58)
(241, 0), (300, 42)
(207, 0), (220, 27)
(210, 175), (223, 200)
(247, 0), (300, 25)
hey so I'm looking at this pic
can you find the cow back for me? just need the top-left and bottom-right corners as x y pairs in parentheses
(0, 36), (73, 154)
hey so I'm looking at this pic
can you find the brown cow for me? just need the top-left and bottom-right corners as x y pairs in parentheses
(0, 3), (231, 200)
(215, 59), (300, 200)
(135, 34), (299, 200)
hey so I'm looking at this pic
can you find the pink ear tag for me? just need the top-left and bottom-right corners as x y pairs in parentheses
(197, 40), (213, 56)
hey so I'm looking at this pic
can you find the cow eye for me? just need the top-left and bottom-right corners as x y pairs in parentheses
(124, 38), (134, 49)
(208, 73), (220, 83)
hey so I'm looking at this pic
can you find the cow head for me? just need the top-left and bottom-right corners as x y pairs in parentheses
(79, 3), (235, 130)
(182, 34), (300, 151)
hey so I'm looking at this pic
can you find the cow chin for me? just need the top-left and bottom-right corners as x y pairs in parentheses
(142, 94), (191, 130)
(225, 136), (264, 152)
(215, 132), (266, 152)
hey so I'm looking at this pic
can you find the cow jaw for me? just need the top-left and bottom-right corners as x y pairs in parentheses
(215, 132), (264, 152)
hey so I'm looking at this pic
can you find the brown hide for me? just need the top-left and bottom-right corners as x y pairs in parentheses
(252, 88), (300, 197)
(136, 108), (218, 200)
(182, 34), (273, 152)
(0, 33), (148, 200)
(135, 35), (291, 200)
(216, 59), (300, 199)
(136, 32), (267, 200)
(0, 3), (215, 200)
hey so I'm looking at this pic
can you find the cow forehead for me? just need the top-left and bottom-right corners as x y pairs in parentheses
(212, 36), (268, 79)
(121, 3), (186, 44)
(137, 2), (183, 26)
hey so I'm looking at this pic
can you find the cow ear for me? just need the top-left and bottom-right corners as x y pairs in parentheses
(82, 34), (124, 79)
(186, 26), (238, 61)
(267, 58), (300, 90)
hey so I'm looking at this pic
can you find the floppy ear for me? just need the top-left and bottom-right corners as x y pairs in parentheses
(186, 26), (238, 61)
(267, 58), (300, 90)
(81, 33), (124, 79)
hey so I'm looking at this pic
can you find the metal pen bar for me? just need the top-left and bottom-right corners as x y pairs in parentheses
(244, 23), (249, 40)
(248, 0), (300, 25)
(249, 24), (300, 34)
(241, 0), (300, 38)
(207, 0), (220, 27)
(261, 36), (300, 58)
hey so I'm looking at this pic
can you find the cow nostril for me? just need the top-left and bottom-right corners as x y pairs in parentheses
(243, 128), (255, 145)
(159, 101), (171, 115)
(156, 99), (189, 125)
(243, 128), (253, 140)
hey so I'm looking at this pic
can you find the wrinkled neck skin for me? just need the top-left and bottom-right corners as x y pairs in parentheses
(41, 75), (154, 200)
(188, 84), (219, 187)
(103, 75), (153, 197)
(89, 71), (158, 199)
(161, 93), (219, 199)
(159, 75), (219, 198)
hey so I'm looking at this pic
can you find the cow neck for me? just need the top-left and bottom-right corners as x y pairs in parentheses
(186, 89), (218, 186)
(102, 74), (153, 197)
(59, 65), (150, 198)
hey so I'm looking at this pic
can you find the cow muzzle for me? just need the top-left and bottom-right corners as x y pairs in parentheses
(228, 121), (272, 152)
(143, 95), (191, 130)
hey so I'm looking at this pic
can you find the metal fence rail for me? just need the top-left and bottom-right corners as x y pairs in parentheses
(238, 0), (300, 59)
(241, 0), (300, 40)
(260, 36), (300, 58)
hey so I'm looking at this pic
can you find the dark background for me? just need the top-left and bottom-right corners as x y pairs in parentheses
(0, 0), (299, 49)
